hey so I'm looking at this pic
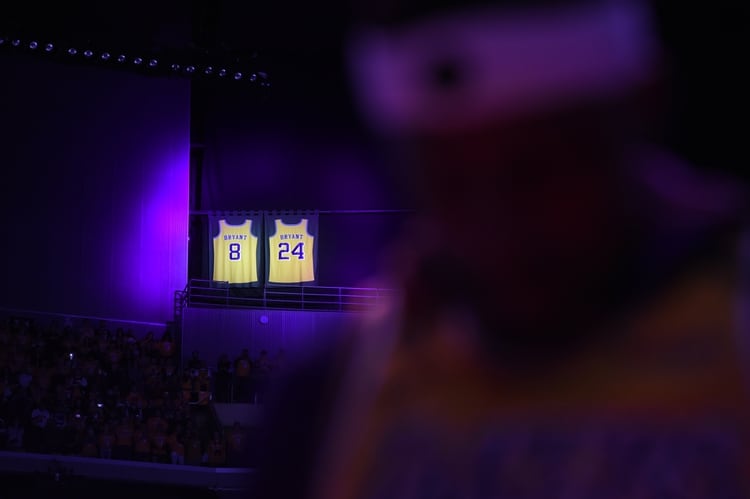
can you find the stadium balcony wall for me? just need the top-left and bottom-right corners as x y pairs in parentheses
(0, 450), (253, 497)
(180, 279), (394, 365)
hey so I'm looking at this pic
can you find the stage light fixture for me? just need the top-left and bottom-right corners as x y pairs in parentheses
(3, 36), (272, 88)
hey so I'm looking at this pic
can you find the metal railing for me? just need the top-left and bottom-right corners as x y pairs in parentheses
(185, 279), (393, 312)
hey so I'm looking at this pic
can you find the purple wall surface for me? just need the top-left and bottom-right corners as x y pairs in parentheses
(197, 79), (401, 212)
(0, 53), (190, 323)
(181, 307), (356, 367)
(191, 84), (411, 286)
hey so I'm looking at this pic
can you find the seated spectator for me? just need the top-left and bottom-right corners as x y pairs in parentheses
(256, 350), (270, 373)
(106, 342), (122, 369)
(187, 351), (203, 373)
(71, 368), (89, 400)
(6, 417), (24, 451)
(114, 416), (134, 460)
(125, 385), (145, 414)
(254, 350), (271, 404)
(80, 426), (98, 458)
(207, 431), (226, 467)
(140, 331), (158, 358)
(0, 315), (221, 468)
(96, 320), (111, 341)
(234, 349), (252, 403)
(159, 331), (175, 358)
(98, 423), (115, 459)
(163, 360), (179, 394)
(0, 417), (7, 449)
(214, 354), (232, 403)
(124, 329), (137, 347)
(18, 362), (33, 391)
(197, 369), (211, 406)
(181, 373), (194, 404)
(171, 393), (192, 431)
(78, 319), (95, 348)
(146, 409), (168, 438)
(151, 426), (169, 463)
(48, 401), (70, 454)
(114, 327), (125, 345)
(69, 411), (87, 453)
(29, 399), (51, 452)
(169, 429), (185, 465)
(226, 421), (248, 467)
(33, 362), (53, 396)
(170, 436), (185, 464)
(185, 430), (203, 466)
(133, 422), (151, 461)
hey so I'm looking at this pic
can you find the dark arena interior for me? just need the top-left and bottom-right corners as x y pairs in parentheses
(0, 1), (747, 498)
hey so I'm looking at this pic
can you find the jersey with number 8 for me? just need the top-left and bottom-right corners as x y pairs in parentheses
(213, 219), (259, 284)
(268, 219), (315, 284)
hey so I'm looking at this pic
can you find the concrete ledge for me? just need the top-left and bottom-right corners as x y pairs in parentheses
(214, 403), (264, 427)
(0, 450), (255, 490)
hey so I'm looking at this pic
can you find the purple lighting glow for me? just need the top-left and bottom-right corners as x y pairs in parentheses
(116, 145), (189, 320)
(0, 55), (190, 323)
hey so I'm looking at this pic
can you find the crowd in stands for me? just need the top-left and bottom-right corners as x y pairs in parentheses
(0, 315), (261, 467)
(210, 348), (285, 404)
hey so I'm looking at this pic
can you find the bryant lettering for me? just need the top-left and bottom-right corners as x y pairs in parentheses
(280, 234), (303, 240)
(223, 234), (248, 240)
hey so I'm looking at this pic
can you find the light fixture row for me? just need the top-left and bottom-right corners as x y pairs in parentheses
(0, 35), (270, 87)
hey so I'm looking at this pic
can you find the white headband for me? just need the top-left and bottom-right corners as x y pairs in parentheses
(347, 0), (659, 135)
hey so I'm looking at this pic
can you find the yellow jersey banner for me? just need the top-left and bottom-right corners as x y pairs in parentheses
(265, 212), (318, 285)
(209, 213), (262, 287)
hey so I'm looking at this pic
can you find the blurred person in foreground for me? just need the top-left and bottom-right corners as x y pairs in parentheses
(256, 0), (750, 497)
